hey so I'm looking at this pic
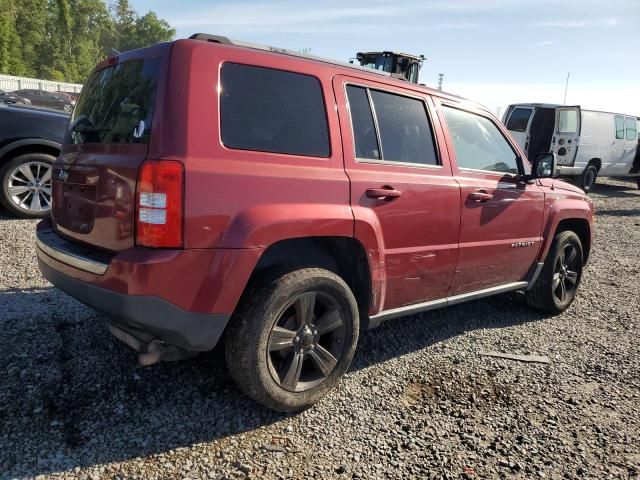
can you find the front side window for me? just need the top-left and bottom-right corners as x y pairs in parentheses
(506, 108), (532, 132)
(558, 109), (578, 134)
(345, 85), (438, 166)
(220, 63), (330, 157)
(443, 106), (519, 175)
(625, 116), (637, 141)
(615, 115), (625, 140)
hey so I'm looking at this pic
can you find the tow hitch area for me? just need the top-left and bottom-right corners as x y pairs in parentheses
(107, 322), (197, 366)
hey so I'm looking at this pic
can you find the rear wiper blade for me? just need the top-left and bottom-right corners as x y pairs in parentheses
(71, 125), (109, 133)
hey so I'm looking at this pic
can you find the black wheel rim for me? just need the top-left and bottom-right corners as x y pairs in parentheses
(553, 243), (580, 304)
(267, 291), (347, 392)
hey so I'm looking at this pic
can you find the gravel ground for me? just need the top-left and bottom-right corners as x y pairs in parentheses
(1, 178), (639, 480)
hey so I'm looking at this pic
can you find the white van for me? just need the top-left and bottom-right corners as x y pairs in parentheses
(503, 103), (640, 192)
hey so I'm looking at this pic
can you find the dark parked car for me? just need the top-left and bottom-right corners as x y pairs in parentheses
(0, 104), (69, 217)
(36, 36), (594, 412)
(10, 89), (74, 112)
(0, 89), (31, 105)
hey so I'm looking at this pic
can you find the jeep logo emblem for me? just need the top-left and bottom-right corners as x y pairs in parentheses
(57, 170), (69, 182)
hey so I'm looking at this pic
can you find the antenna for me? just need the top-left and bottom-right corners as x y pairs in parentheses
(437, 73), (444, 91)
(563, 72), (570, 104)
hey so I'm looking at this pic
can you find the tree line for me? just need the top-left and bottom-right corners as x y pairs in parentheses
(0, 0), (175, 84)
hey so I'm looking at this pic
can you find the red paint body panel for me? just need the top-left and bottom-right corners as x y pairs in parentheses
(41, 37), (594, 341)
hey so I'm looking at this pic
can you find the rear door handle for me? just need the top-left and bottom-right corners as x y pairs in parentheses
(365, 187), (402, 199)
(468, 190), (493, 202)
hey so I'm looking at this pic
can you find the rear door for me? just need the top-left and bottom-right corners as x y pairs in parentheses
(553, 106), (581, 167)
(52, 46), (167, 251)
(504, 106), (534, 152)
(623, 116), (638, 172)
(438, 101), (545, 295)
(333, 76), (460, 311)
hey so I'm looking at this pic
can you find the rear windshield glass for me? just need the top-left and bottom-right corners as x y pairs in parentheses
(506, 108), (532, 132)
(220, 63), (330, 157)
(69, 58), (160, 144)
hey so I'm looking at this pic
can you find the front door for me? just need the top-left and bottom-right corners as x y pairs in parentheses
(333, 76), (461, 311)
(438, 102), (545, 295)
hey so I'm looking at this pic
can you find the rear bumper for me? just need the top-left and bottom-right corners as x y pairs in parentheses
(37, 255), (229, 351)
(36, 219), (262, 351)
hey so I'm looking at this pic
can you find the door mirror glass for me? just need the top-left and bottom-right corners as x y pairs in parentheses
(531, 152), (556, 179)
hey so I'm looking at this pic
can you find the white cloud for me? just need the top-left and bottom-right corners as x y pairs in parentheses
(529, 40), (555, 47)
(535, 17), (619, 28)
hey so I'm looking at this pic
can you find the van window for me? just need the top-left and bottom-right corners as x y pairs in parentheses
(625, 117), (637, 141)
(70, 58), (160, 144)
(220, 63), (329, 158)
(557, 110), (578, 134)
(346, 86), (380, 160)
(369, 90), (438, 165)
(506, 108), (532, 132)
(615, 116), (625, 140)
(443, 106), (519, 175)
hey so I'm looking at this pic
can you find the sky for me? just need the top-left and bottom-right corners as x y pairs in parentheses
(130, 0), (640, 116)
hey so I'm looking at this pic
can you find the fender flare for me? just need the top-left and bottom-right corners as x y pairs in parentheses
(538, 198), (593, 263)
(0, 139), (61, 161)
(216, 202), (385, 315)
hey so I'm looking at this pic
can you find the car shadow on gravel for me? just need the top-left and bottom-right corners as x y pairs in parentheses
(590, 182), (640, 199)
(0, 287), (549, 477)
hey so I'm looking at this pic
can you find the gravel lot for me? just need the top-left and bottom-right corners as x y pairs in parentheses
(1, 178), (639, 480)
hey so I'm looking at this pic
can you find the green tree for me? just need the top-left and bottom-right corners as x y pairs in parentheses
(0, 0), (174, 83)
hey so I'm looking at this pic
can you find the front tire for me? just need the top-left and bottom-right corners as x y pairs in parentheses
(526, 231), (583, 313)
(578, 165), (597, 193)
(0, 153), (55, 218)
(225, 268), (359, 412)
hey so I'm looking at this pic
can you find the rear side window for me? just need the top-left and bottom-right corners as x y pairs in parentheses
(625, 116), (637, 141)
(346, 86), (380, 160)
(70, 58), (160, 144)
(220, 63), (329, 157)
(615, 116), (625, 140)
(345, 85), (438, 166)
(506, 108), (532, 132)
(443, 106), (519, 175)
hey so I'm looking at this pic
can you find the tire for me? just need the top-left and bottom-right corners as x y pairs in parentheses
(578, 165), (597, 193)
(0, 152), (55, 219)
(525, 231), (583, 313)
(225, 268), (359, 412)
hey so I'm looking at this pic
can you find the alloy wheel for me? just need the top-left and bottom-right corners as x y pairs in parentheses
(7, 161), (52, 214)
(553, 243), (580, 304)
(267, 291), (347, 392)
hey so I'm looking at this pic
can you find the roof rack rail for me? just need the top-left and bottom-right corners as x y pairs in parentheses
(187, 33), (391, 79)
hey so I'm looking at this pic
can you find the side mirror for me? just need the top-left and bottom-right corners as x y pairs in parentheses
(530, 152), (557, 179)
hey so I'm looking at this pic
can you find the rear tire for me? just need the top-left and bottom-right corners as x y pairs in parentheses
(578, 165), (597, 193)
(525, 231), (583, 313)
(225, 268), (359, 412)
(0, 152), (55, 219)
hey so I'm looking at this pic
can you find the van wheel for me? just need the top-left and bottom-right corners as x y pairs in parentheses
(525, 231), (583, 313)
(578, 165), (597, 193)
(0, 153), (55, 219)
(225, 268), (359, 412)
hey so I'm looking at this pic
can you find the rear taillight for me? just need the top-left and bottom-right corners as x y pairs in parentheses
(135, 160), (184, 248)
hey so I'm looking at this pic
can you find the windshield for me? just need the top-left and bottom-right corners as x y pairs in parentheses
(69, 58), (160, 145)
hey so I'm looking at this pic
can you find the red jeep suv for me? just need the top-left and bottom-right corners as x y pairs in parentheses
(36, 34), (594, 411)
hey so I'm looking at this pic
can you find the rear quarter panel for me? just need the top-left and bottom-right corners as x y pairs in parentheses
(166, 41), (353, 250)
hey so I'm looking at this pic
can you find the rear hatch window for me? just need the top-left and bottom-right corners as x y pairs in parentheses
(70, 58), (160, 145)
